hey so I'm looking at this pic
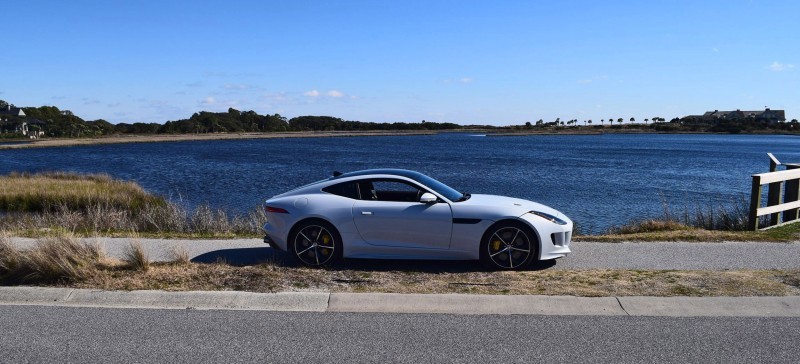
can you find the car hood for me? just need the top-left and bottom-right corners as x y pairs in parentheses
(453, 193), (565, 219)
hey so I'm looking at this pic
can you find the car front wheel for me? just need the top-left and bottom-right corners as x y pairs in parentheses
(291, 220), (342, 267)
(480, 222), (537, 270)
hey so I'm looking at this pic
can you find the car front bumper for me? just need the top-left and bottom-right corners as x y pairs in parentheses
(518, 213), (573, 260)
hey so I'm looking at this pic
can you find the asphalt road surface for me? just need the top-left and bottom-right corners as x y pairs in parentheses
(1, 305), (798, 363)
(12, 238), (800, 270)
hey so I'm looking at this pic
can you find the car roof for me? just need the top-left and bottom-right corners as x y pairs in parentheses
(330, 169), (427, 181)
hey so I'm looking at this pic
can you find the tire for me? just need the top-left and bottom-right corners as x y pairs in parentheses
(290, 220), (342, 267)
(480, 221), (537, 270)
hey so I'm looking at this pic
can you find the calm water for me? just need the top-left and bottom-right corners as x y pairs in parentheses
(1, 133), (798, 232)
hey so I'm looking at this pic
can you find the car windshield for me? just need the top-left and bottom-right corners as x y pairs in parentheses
(409, 173), (465, 202)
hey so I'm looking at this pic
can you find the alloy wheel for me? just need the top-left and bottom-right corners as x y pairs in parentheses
(486, 226), (532, 269)
(294, 225), (337, 266)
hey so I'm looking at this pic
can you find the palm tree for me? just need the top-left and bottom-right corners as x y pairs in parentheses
(601, 119), (605, 125)
(588, 119), (593, 126)
(644, 118), (649, 124)
(630, 117), (635, 124)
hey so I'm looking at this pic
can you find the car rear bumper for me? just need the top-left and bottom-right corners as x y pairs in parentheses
(263, 222), (288, 251)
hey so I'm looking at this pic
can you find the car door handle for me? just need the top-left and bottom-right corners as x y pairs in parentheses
(361, 211), (373, 215)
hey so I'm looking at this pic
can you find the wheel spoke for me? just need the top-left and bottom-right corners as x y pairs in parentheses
(297, 244), (315, 255)
(315, 228), (324, 243)
(509, 229), (520, 246)
(298, 231), (313, 244)
(314, 246), (320, 265)
(510, 246), (530, 253)
(490, 246), (510, 258)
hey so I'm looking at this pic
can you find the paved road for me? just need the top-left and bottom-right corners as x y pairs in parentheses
(11, 238), (800, 270)
(1, 305), (798, 363)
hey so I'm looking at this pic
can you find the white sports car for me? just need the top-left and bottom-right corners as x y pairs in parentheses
(263, 169), (572, 269)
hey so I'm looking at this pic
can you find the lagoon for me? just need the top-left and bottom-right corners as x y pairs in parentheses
(0, 133), (797, 232)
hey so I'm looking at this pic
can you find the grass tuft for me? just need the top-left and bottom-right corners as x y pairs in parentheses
(123, 241), (150, 272)
(606, 219), (691, 235)
(0, 233), (105, 284)
(168, 245), (191, 265)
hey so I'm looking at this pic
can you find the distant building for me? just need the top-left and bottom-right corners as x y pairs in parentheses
(0, 105), (45, 138)
(681, 108), (786, 124)
(0, 104), (26, 117)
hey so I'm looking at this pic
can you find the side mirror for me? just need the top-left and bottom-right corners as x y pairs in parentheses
(420, 192), (437, 204)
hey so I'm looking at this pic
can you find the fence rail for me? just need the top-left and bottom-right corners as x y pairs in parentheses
(749, 154), (800, 230)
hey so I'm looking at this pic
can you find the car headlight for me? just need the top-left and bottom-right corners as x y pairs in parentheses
(529, 211), (568, 225)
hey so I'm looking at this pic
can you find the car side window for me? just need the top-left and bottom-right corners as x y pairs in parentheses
(367, 179), (426, 202)
(322, 181), (360, 200)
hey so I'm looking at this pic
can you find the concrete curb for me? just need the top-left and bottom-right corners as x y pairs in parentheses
(0, 287), (328, 311)
(328, 293), (626, 315)
(2, 287), (800, 317)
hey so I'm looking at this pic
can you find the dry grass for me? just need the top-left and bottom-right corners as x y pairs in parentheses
(0, 233), (106, 284)
(122, 241), (150, 272)
(0, 172), (266, 238)
(45, 262), (800, 297)
(168, 246), (191, 265)
(579, 220), (800, 242)
(0, 172), (164, 213)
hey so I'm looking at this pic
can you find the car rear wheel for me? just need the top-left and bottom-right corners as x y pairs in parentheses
(291, 220), (341, 267)
(480, 222), (536, 270)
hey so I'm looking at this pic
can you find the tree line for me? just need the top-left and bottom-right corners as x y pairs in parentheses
(2, 100), (463, 138)
(1, 99), (798, 138)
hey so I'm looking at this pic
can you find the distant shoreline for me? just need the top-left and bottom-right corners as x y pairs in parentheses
(2, 128), (798, 150)
(0, 130), (436, 150)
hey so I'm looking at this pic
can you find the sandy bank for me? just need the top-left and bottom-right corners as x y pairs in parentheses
(0, 130), (437, 150)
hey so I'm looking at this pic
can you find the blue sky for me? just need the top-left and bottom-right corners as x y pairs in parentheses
(2, 0), (797, 125)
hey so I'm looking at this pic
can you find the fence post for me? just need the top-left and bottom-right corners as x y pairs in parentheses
(749, 175), (762, 230)
(768, 153), (780, 172)
(784, 163), (800, 222)
(767, 181), (783, 226)
(766, 153), (782, 225)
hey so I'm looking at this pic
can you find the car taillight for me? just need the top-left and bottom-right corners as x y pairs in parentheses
(265, 206), (289, 214)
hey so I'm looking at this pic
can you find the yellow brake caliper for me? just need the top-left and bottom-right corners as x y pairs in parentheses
(321, 234), (331, 255)
(492, 240), (501, 251)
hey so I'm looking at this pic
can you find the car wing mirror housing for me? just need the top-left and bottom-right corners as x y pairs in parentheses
(420, 192), (437, 204)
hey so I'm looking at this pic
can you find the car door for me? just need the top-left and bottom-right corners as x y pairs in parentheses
(352, 179), (453, 249)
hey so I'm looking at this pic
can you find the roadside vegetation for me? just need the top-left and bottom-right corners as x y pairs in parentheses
(578, 196), (800, 242)
(0, 172), (264, 238)
(1, 234), (798, 296)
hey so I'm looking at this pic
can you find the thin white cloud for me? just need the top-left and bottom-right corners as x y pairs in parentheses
(712, 47), (719, 52)
(578, 79), (592, 84)
(769, 61), (795, 72)
(459, 77), (473, 84)
(224, 84), (251, 90)
(327, 90), (344, 98)
(200, 96), (216, 105)
(304, 90), (320, 97)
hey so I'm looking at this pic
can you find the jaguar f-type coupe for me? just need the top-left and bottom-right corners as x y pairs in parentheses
(263, 169), (572, 269)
